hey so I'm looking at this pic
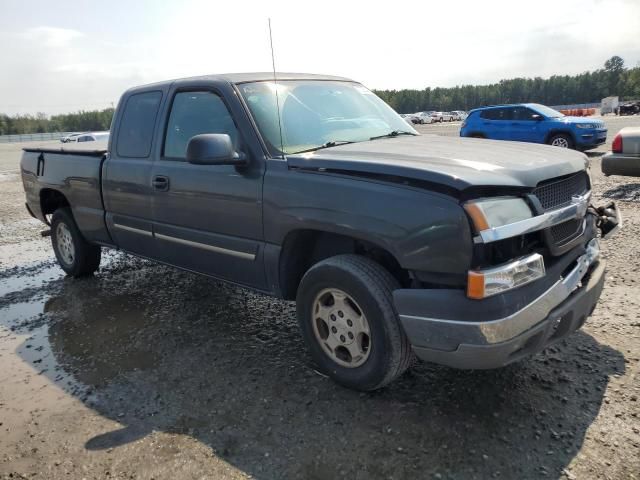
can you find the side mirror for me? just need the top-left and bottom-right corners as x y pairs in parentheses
(532, 114), (543, 121)
(186, 134), (247, 166)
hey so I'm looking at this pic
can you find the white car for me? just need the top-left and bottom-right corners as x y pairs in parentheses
(414, 112), (435, 124)
(451, 110), (468, 121)
(60, 132), (87, 143)
(65, 131), (110, 143)
(431, 111), (453, 122)
(400, 113), (419, 125)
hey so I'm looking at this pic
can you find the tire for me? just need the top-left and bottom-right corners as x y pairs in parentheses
(439, 118), (444, 123)
(296, 254), (413, 391)
(548, 133), (574, 149)
(470, 133), (486, 139)
(51, 208), (101, 277)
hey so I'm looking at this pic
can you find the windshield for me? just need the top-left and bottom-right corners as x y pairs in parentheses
(530, 104), (565, 118)
(239, 80), (416, 155)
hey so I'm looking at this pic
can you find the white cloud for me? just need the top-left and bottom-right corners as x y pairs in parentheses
(22, 26), (84, 48)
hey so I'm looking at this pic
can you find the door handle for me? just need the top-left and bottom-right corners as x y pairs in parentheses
(152, 175), (169, 191)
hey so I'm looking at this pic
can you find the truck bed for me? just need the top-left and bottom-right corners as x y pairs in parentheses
(21, 143), (112, 245)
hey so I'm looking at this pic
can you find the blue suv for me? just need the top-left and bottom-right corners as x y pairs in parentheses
(460, 103), (607, 151)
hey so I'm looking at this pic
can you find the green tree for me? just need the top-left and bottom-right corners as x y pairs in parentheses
(604, 55), (625, 74)
(375, 56), (639, 113)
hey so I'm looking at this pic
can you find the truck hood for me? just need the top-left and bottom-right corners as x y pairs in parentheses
(286, 135), (588, 192)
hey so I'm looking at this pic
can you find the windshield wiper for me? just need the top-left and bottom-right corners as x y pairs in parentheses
(370, 130), (417, 141)
(291, 140), (356, 154)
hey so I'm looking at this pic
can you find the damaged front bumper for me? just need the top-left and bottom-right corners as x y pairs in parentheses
(393, 201), (621, 369)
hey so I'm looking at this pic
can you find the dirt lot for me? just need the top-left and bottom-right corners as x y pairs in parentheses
(1, 117), (639, 479)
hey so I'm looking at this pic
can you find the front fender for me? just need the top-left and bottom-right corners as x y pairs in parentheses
(263, 164), (473, 276)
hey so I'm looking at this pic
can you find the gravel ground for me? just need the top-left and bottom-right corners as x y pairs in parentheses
(0, 117), (639, 479)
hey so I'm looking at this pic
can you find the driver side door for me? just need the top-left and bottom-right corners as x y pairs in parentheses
(150, 88), (267, 289)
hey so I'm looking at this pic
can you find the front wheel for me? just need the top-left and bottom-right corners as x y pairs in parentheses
(548, 133), (574, 149)
(51, 208), (101, 277)
(296, 254), (413, 391)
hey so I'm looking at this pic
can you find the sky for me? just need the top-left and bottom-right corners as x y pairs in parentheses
(1, 0), (639, 115)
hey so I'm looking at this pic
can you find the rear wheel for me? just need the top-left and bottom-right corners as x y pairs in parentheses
(296, 254), (413, 391)
(548, 133), (574, 149)
(51, 208), (101, 277)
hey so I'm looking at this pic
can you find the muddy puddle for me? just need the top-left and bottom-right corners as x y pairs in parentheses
(0, 247), (161, 394)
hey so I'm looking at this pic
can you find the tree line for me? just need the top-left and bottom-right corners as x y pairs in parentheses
(375, 56), (640, 113)
(0, 108), (114, 136)
(1, 57), (639, 135)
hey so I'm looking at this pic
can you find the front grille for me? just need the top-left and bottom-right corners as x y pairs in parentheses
(533, 172), (589, 211)
(550, 219), (583, 245)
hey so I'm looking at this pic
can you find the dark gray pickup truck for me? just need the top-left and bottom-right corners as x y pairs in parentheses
(21, 73), (620, 390)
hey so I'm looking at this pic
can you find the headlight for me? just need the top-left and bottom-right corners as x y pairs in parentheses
(467, 253), (545, 299)
(463, 197), (533, 232)
(575, 123), (596, 129)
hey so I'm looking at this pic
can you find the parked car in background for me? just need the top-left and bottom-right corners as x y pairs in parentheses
(400, 113), (419, 125)
(415, 112), (435, 124)
(429, 112), (442, 122)
(460, 103), (607, 151)
(431, 112), (454, 122)
(60, 132), (87, 143)
(618, 101), (640, 116)
(602, 127), (640, 176)
(451, 110), (467, 121)
(65, 131), (110, 143)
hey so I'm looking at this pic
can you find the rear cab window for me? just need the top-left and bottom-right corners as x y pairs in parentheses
(116, 91), (163, 158)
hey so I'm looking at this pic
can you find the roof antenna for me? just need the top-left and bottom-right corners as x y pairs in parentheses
(268, 18), (285, 158)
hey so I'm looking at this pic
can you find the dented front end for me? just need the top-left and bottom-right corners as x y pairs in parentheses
(393, 169), (620, 369)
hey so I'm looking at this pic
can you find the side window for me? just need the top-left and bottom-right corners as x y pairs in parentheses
(481, 108), (508, 120)
(512, 107), (537, 121)
(116, 91), (162, 158)
(164, 91), (239, 160)
(480, 109), (497, 120)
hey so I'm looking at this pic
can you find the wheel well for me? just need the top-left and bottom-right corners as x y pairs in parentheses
(278, 230), (409, 300)
(40, 189), (70, 222)
(545, 130), (575, 144)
